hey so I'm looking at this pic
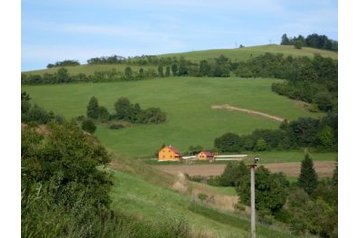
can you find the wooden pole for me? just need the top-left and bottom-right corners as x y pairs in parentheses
(250, 164), (256, 238)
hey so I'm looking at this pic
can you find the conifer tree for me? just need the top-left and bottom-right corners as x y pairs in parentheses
(298, 153), (318, 195)
(87, 96), (99, 119)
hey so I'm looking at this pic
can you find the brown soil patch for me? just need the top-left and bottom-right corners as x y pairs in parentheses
(265, 161), (336, 177)
(212, 104), (285, 122)
(156, 161), (336, 178)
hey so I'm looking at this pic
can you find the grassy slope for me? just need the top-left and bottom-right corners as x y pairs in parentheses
(23, 77), (324, 157)
(109, 158), (303, 238)
(160, 44), (338, 63)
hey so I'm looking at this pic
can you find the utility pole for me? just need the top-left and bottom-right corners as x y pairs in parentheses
(250, 157), (259, 238)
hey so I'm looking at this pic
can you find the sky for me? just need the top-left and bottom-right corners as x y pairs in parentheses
(22, 0), (338, 71)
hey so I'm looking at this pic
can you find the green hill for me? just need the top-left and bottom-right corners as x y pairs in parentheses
(22, 77), (324, 157)
(160, 44), (337, 63)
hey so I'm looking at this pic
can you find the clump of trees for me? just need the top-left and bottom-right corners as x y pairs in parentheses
(113, 97), (166, 124)
(47, 59), (80, 68)
(211, 155), (338, 237)
(285, 158), (338, 237)
(214, 113), (337, 153)
(85, 96), (167, 127)
(281, 33), (338, 51)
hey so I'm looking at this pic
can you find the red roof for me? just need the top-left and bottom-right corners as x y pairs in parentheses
(167, 146), (182, 156)
(199, 151), (214, 157)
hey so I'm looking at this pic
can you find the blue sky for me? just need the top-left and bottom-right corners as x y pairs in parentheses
(21, 0), (338, 71)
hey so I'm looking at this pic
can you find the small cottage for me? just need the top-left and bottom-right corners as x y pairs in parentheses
(197, 151), (214, 161)
(158, 145), (182, 161)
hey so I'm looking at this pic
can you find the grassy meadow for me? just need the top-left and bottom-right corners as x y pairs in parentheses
(23, 77), (325, 157)
(110, 168), (304, 238)
(161, 44), (338, 63)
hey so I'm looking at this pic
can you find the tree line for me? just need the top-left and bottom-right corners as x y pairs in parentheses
(214, 113), (338, 153)
(21, 66), (161, 85)
(281, 33), (338, 51)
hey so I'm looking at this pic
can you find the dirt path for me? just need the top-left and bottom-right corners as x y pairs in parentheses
(156, 161), (336, 178)
(211, 104), (285, 122)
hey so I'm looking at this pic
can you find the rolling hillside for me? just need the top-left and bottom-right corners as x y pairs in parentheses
(22, 77), (325, 157)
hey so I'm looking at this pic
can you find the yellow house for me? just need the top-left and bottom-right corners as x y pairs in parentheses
(197, 151), (214, 161)
(158, 145), (182, 161)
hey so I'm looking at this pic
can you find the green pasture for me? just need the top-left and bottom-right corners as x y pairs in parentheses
(110, 169), (302, 238)
(161, 44), (338, 63)
(23, 77), (324, 157)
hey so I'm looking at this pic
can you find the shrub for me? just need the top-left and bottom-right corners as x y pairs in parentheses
(81, 119), (96, 134)
(109, 123), (124, 130)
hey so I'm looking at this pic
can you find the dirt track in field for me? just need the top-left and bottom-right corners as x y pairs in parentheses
(156, 161), (336, 178)
(211, 104), (285, 122)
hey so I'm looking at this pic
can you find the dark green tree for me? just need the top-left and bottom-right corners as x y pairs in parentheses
(21, 91), (31, 114)
(199, 60), (211, 76)
(25, 105), (53, 124)
(286, 188), (337, 237)
(313, 92), (333, 112)
(298, 154), (318, 195)
(56, 67), (70, 83)
(86, 96), (100, 119)
(138, 68), (144, 78)
(124, 66), (133, 80)
(187, 145), (203, 156)
(114, 97), (131, 120)
(236, 166), (289, 214)
(165, 66), (171, 77)
(98, 106), (110, 121)
(220, 161), (249, 186)
(214, 132), (241, 152)
(171, 63), (178, 76)
(81, 119), (96, 134)
(140, 107), (166, 124)
(294, 41), (303, 49)
(158, 65), (164, 77)
(281, 33), (290, 45)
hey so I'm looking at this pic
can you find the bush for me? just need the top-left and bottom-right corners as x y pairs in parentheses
(220, 161), (249, 186)
(22, 122), (113, 237)
(81, 119), (96, 134)
(109, 123), (124, 130)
